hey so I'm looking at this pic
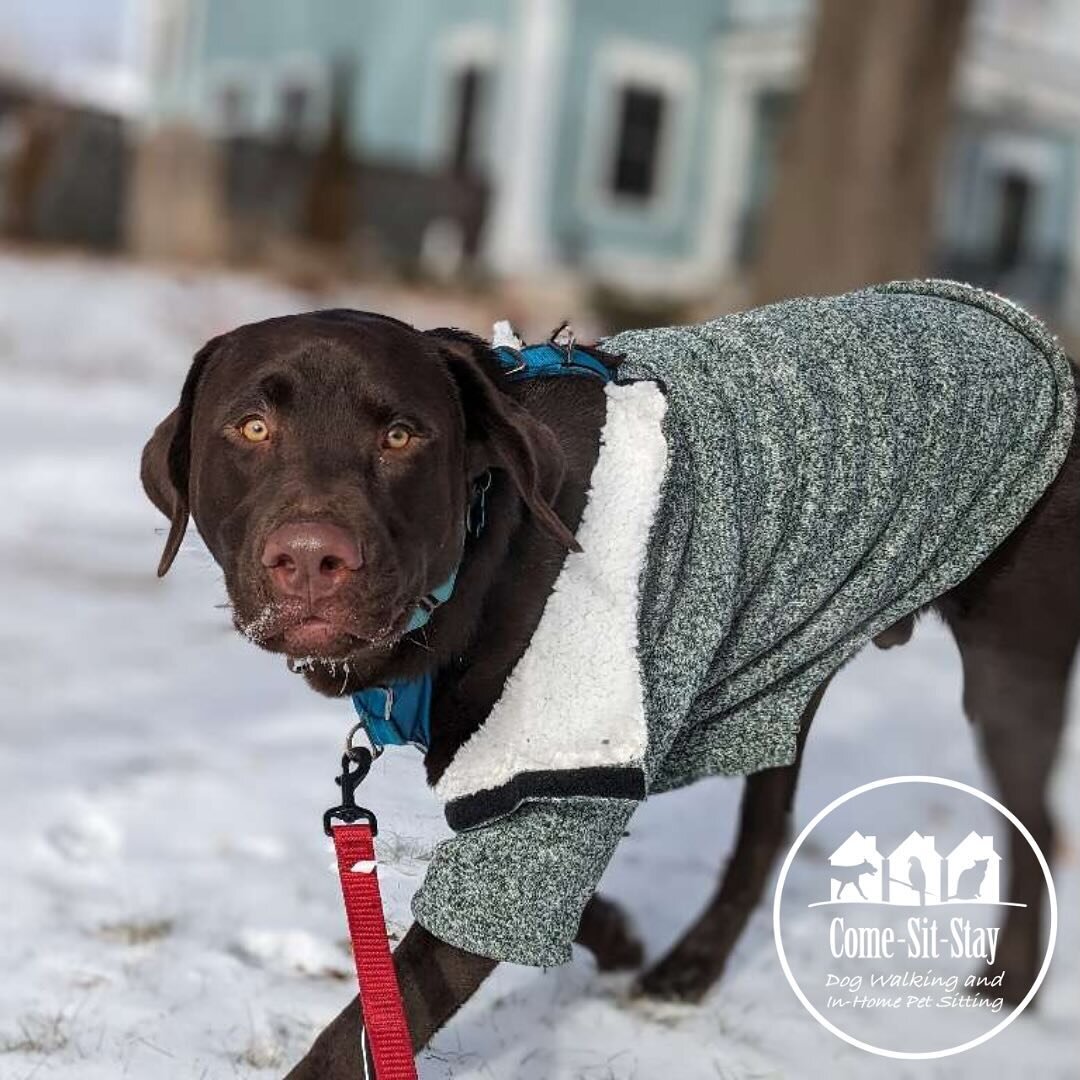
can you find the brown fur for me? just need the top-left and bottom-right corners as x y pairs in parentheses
(141, 316), (1077, 1077)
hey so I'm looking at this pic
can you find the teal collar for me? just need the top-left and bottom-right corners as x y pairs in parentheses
(402, 473), (488, 635)
(352, 677), (432, 751)
(404, 566), (458, 634)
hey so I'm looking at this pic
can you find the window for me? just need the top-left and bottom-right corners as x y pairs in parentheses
(279, 82), (312, 141)
(448, 64), (487, 176)
(993, 171), (1034, 273)
(609, 85), (667, 200)
(579, 41), (697, 223)
(216, 81), (252, 135)
(738, 88), (795, 265)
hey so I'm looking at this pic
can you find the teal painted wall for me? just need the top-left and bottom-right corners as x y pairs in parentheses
(197, 0), (511, 162)
(548, 0), (730, 264)
(187, 0), (730, 269)
(172, 1), (1080, 288)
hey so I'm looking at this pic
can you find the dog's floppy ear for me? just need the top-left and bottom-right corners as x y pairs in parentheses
(427, 328), (581, 552)
(140, 337), (223, 577)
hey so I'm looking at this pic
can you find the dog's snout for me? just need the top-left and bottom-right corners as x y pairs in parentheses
(261, 521), (362, 601)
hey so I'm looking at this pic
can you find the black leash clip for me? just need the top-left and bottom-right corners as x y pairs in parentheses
(323, 747), (379, 837)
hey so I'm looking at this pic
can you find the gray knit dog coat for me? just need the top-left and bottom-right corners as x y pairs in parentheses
(412, 279), (1075, 966)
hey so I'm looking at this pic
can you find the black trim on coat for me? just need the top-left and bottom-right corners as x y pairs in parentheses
(444, 765), (647, 832)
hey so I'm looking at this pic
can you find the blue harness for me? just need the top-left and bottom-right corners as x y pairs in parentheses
(351, 340), (613, 752)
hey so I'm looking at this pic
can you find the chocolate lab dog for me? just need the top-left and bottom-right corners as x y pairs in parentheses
(141, 308), (1076, 1076)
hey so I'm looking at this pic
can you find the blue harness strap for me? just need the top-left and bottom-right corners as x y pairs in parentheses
(351, 338), (613, 751)
(494, 342), (614, 384)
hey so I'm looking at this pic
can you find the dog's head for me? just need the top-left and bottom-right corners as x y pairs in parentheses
(142, 310), (576, 669)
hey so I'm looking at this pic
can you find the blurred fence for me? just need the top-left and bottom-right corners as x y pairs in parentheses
(224, 136), (488, 273)
(0, 88), (488, 276)
(0, 94), (128, 251)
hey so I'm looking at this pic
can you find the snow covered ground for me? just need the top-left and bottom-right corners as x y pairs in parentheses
(0, 250), (1076, 1079)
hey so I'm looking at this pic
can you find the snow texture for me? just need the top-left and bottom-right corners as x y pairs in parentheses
(0, 251), (1076, 1078)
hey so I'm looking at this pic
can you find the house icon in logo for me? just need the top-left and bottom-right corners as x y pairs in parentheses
(828, 831), (884, 902)
(886, 831), (943, 906)
(815, 830), (1012, 908)
(944, 832), (1001, 903)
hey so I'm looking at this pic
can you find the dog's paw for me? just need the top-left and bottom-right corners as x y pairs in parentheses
(576, 894), (645, 973)
(634, 950), (718, 1004)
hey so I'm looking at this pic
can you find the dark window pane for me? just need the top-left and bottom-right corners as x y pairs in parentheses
(450, 66), (485, 176)
(738, 88), (795, 265)
(610, 86), (666, 200)
(219, 83), (250, 132)
(280, 83), (311, 139)
(994, 171), (1033, 273)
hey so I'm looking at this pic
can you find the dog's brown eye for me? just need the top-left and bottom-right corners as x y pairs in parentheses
(240, 417), (270, 443)
(383, 425), (413, 450)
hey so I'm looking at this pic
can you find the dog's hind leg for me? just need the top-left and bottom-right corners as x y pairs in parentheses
(940, 571), (1078, 1004)
(635, 681), (826, 1002)
(937, 438), (1080, 1004)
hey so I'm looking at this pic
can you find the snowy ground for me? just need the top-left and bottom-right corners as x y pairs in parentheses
(0, 250), (1076, 1079)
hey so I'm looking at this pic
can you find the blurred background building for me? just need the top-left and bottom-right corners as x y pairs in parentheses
(1, 0), (1079, 336)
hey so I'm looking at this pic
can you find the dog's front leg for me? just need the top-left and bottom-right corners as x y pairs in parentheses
(285, 924), (497, 1078)
(394, 923), (499, 1049)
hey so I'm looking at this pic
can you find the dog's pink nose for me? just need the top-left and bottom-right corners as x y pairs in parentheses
(261, 521), (362, 601)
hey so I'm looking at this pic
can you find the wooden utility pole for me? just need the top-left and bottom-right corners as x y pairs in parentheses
(752, 0), (971, 305)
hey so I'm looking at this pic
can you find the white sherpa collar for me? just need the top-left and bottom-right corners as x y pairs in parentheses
(436, 379), (668, 830)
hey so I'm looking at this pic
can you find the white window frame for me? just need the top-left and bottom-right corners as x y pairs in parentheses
(696, 23), (804, 277)
(958, 28), (1080, 335)
(426, 23), (500, 171)
(577, 39), (699, 226)
(204, 59), (263, 136)
(981, 133), (1056, 261)
(274, 53), (331, 145)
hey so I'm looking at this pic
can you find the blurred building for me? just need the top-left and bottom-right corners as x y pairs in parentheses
(0, 0), (166, 250)
(1, 1), (1079, 333)
(0, 0), (152, 116)
(139, 0), (1080, 329)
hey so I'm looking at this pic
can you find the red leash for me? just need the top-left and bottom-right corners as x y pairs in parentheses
(326, 750), (417, 1080)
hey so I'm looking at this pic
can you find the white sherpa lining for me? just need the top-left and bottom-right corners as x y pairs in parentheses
(434, 380), (668, 804)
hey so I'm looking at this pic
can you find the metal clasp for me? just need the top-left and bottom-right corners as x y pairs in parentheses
(467, 470), (493, 537)
(550, 321), (576, 368)
(323, 746), (379, 836)
(499, 346), (527, 377)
